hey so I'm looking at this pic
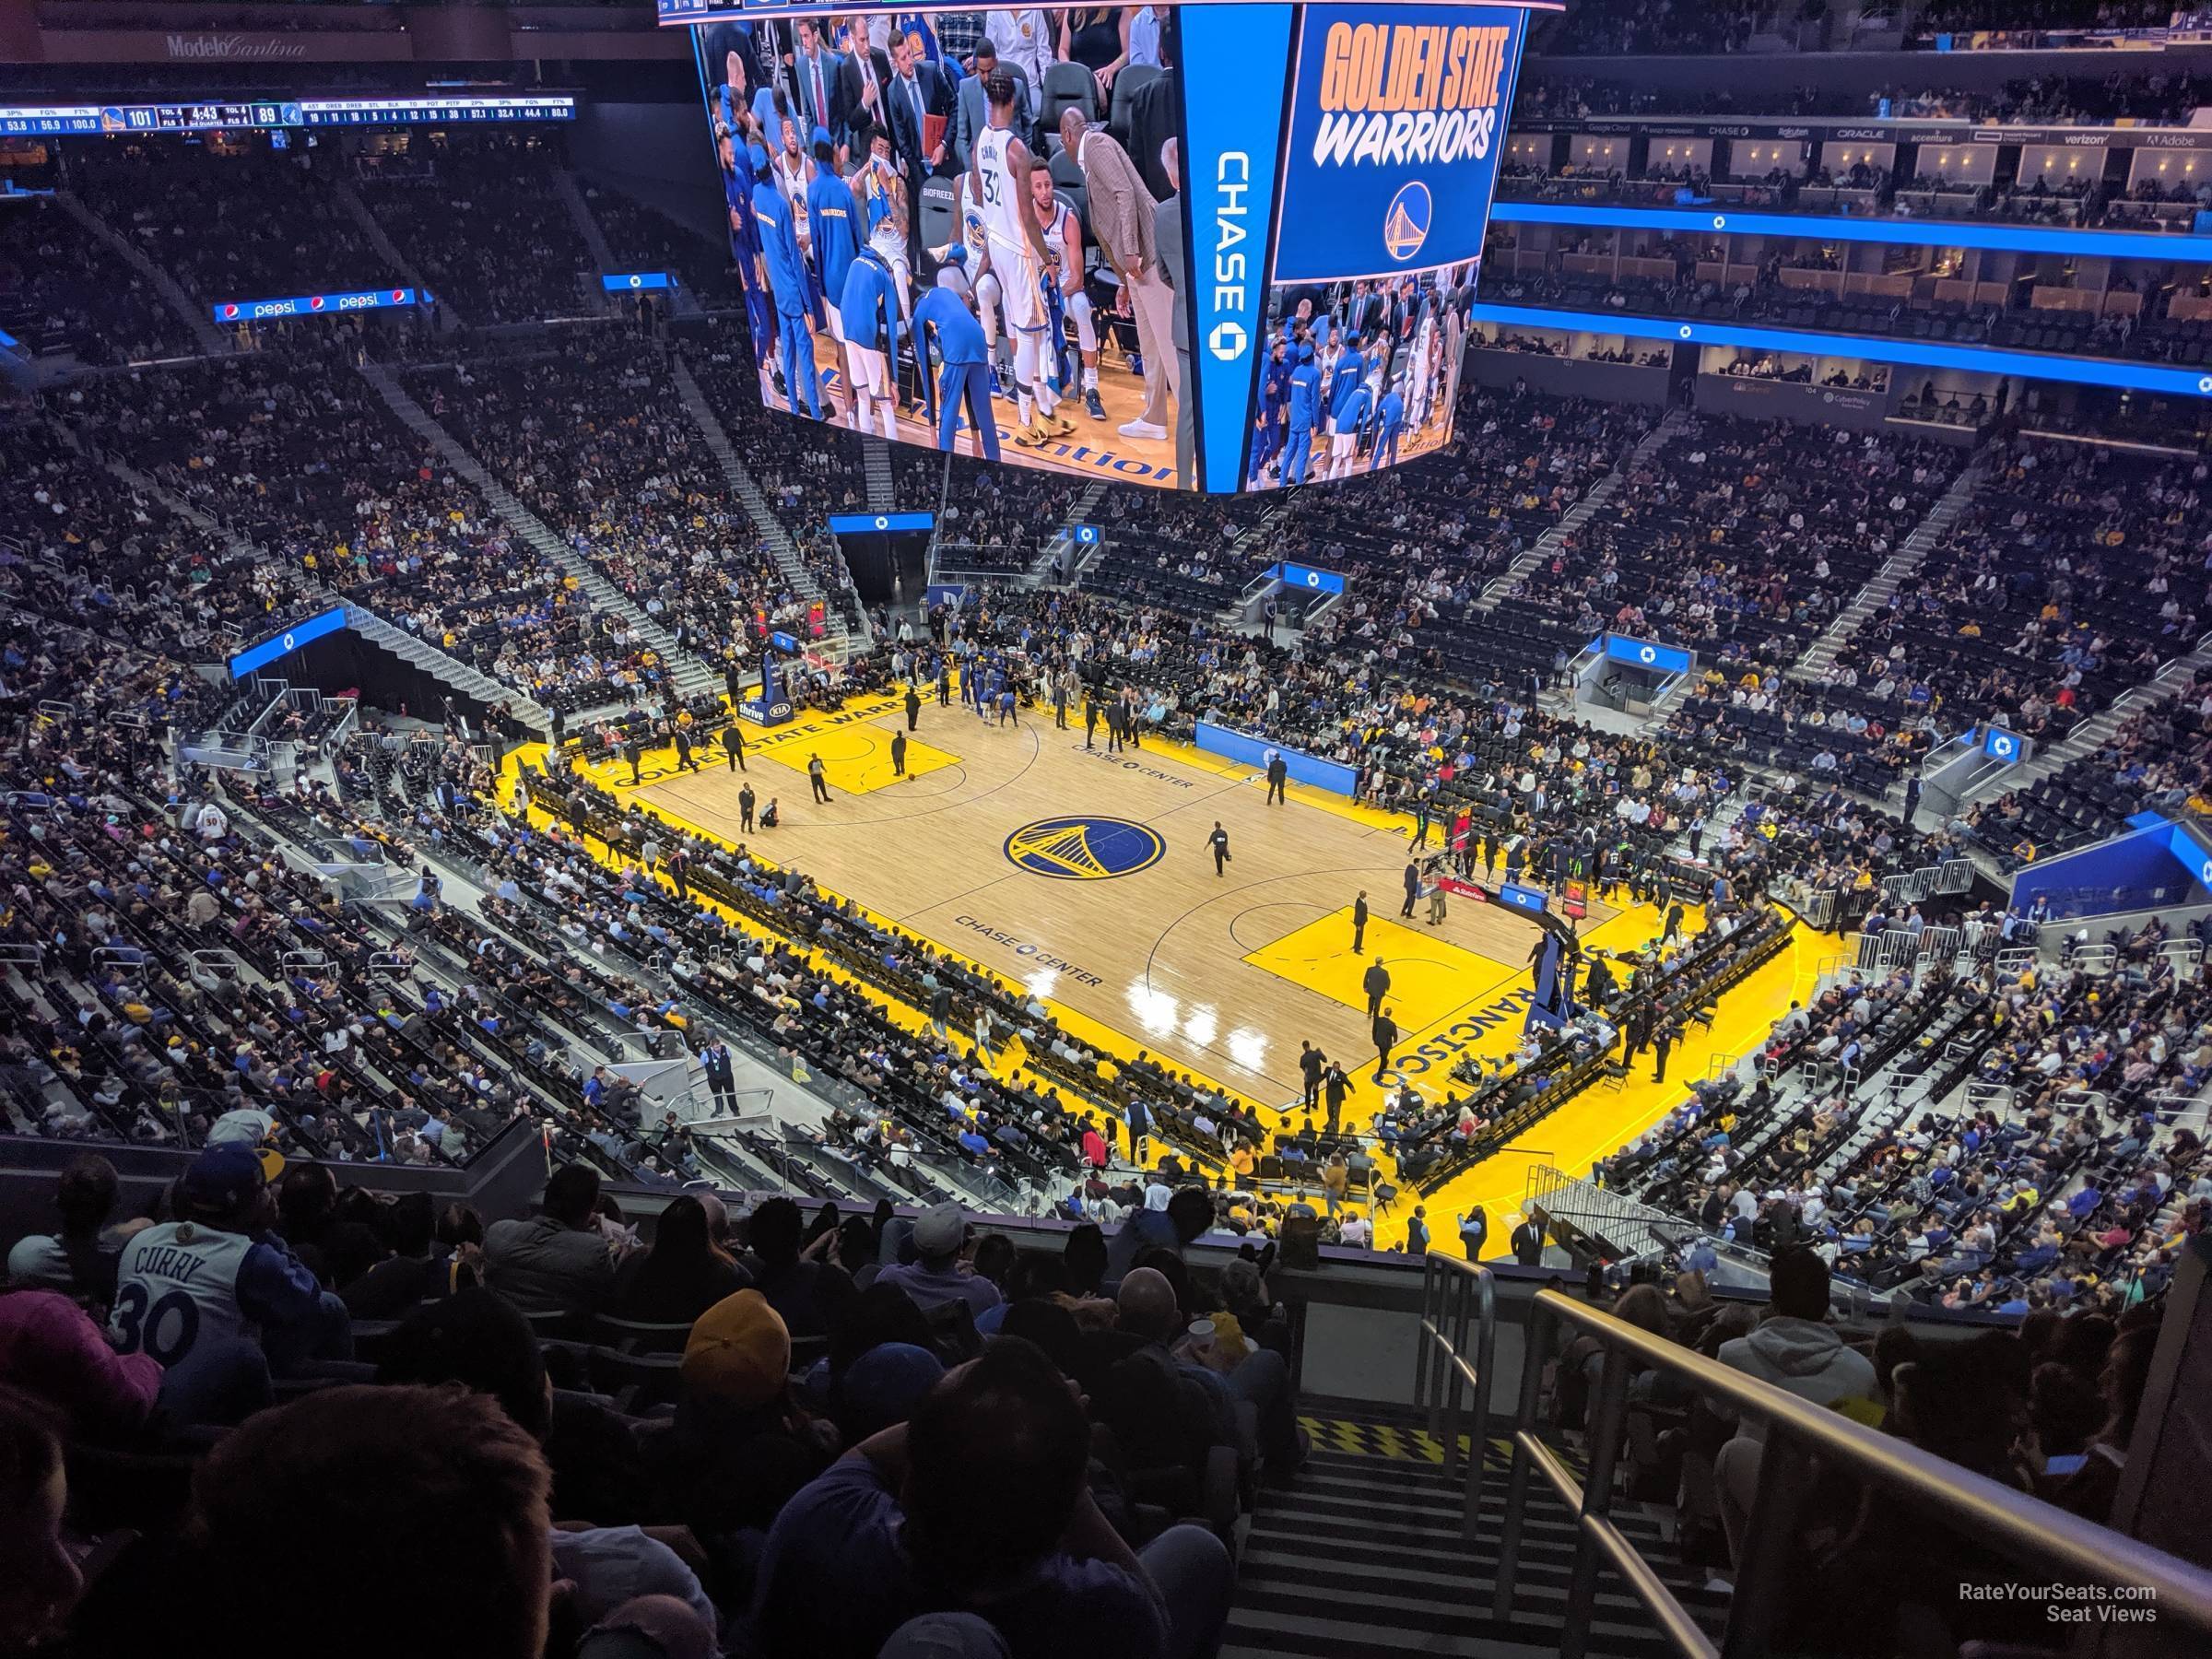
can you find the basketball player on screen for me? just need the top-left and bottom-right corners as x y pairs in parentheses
(947, 167), (1006, 392)
(971, 71), (1073, 447)
(1030, 162), (1106, 421)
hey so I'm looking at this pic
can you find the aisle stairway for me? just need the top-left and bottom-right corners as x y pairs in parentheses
(358, 358), (721, 704)
(863, 436), (897, 512)
(667, 350), (864, 658)
(1476, 408), (1687, 612)
(51, 190), (227, 356)
(333, 179), (453, 326)
(1790, 448), (1988, 682)
(1225, 1397), (1728, 1659)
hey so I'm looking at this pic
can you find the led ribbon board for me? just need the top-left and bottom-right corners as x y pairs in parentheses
(213, 287), (423, 324)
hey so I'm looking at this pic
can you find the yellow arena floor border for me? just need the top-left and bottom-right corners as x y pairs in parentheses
(498, 685), (1838, 1248)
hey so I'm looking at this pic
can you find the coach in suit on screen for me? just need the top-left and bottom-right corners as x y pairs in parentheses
(790, 19), (848, 156)
(954, 41), (1030, 171)
(885, 33), (951, 182)
(837, 27), (897, 159)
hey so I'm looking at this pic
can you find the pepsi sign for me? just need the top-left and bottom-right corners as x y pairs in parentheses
(213, 287), (422, 324)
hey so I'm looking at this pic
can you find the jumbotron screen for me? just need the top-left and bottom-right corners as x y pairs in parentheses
(673, 2), (1545, 492)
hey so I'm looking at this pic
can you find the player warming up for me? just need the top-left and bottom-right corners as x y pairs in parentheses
(972, 73), (1073, 449)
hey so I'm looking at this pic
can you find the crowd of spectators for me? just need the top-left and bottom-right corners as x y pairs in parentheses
(407, 331), (773, 689)
(1511, 414), (1958, 684)
(582, 180), (747, 307)
(0, 193), (193, 365)
(1513, 68), (2210, 126)
(1, 1133), (1307, 1656)
(1476, 257), (2212, 370)
(69, 139), (401, 307)
(1620, 921), (2206, 1309)
(1500, 152), (2212, 235)
(1813, 435), (2211, 740)
(1964, 670), (2212, 864)
(50, 344), (656, 712)
(1529, 0), (1774, 56)
(354, 130), (598, 325)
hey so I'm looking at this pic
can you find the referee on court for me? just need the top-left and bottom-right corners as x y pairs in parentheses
(1208, 821), (1230, 877)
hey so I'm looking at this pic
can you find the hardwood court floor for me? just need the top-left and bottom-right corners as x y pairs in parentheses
(574, 689), (1829, 1240)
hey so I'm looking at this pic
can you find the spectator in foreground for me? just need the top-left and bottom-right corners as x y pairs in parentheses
(0, 1283), (162, 1443)
(483, 1162), (626, 1316)
(1713, 1247), (1880, 1568)
(376, 1287), (652, 1534)
(646, 1287), (831, 1540)
(613, 1194), (753, 1324)
(740, 1196), (856, 1339)
(1716, 1248), (1879, 1426)
(750, 1336), (1232, 1659)
(187, 1383), (554, 1659)
(110, 1142), (352, 1390)
(874, 1203), (1004, 1316)
(1105, 1186), (1215, 1284)
(4, 1152), (142, 1310)
(0, 1385), (84, 1650)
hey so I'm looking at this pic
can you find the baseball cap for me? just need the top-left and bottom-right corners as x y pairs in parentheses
(912, 1202), (967, 1256)
(181, 1140), (269, 1212)
(681, 1288), (791, 1408)
(837, 1341), (945, 1438)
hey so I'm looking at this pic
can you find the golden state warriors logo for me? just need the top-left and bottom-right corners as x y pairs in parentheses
(1004, 817), (1165, 881)
(1383, 182), (1431, 263)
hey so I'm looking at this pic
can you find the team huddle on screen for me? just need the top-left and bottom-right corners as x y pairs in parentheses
(700, 7), (1471, 490)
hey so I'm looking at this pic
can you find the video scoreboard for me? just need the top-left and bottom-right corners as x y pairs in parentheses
(677, 0), (1550, 492)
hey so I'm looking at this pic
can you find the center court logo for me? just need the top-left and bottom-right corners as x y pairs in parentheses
(1004, 817), (1166, 880)
(1382, 181), (1431, 262)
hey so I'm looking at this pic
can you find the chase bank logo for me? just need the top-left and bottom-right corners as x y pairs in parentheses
(1208, 319), (1248, 361)
(1004, 816), (1165, 881)
(1382, 182), (1431, 263)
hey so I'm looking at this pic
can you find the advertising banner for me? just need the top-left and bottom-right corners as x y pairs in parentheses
(213, 287), (422, 324)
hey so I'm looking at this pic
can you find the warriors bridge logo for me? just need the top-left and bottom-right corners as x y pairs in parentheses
(1004, 817), (1166, 881)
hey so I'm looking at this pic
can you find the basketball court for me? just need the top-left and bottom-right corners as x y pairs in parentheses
(545, 686), (1829, 1240)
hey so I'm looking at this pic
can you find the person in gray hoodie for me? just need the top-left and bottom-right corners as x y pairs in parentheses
(1712, 1247), (1879, 1571)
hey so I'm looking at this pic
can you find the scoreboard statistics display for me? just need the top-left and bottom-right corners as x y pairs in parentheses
(669, 1), (1545, 494)
(0, 94), (576, 139)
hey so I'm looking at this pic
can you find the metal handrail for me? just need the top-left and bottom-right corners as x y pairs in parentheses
(1497, 1288), (2212, 1659)
(1410, 1253), (1497, 1539)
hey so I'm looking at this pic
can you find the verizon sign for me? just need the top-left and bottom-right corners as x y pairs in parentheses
(165, 33), (309, 62)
